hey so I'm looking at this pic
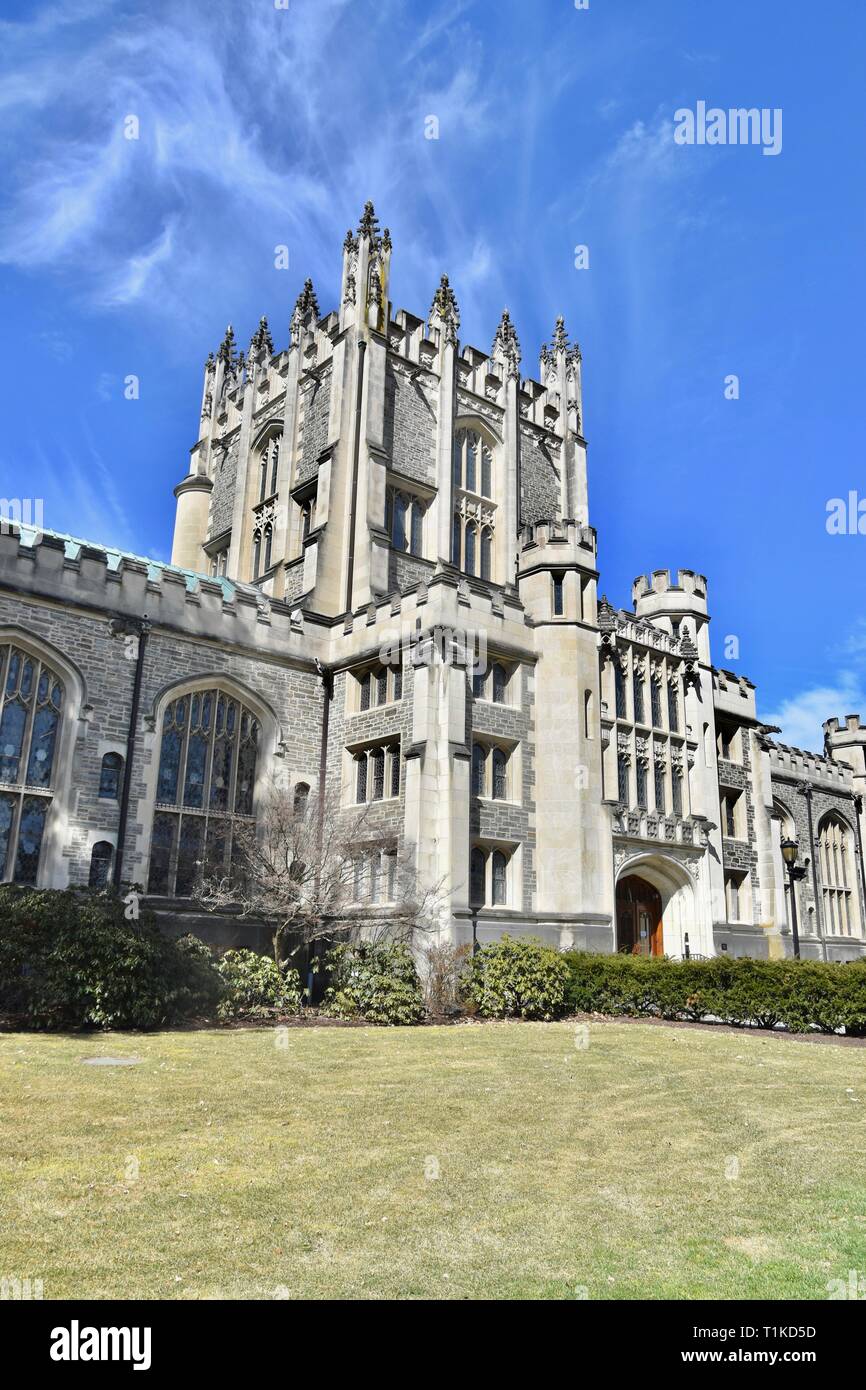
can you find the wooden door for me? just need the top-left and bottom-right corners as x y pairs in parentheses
(616, 875), (664, 956)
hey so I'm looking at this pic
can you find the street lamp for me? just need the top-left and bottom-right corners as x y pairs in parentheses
(780, 837), (807, 959)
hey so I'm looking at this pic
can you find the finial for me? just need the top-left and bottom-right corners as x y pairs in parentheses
(429, 273), (460, 346)
(492, 308), (521, 379)
(217, 324), (237, 370)
(357, 200), (380, 240)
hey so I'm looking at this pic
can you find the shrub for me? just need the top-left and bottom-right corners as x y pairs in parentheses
(321, 940), (425, 1025)
(563, 951), (866, 1035)
(215, 948), (302, 1020)
(0, 887), (220, 1030)
(465, 935), (571, 1021)
(423, 941), (471, 1017)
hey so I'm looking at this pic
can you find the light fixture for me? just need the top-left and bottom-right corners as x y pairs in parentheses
(780, 836), (799, 868)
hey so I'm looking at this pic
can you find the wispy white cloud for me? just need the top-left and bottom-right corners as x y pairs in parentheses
(764, 671), (866, 753)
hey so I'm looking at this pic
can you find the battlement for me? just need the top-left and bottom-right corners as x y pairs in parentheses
(632, 569), (708, 605)
(519, 518), (596, 556)
(824, 714), (866, 737)
(766, 736), (854, 788)
(0, 526), (317, 662)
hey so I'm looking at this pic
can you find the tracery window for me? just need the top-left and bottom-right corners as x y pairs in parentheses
(353, 742), (401, 804)
(147, 689), (260, 897)
(0, 644), (64, 885)
(452, 427), (496, 580)
(633, 668), (645, 724)
(469, 844), (512, 907)
(614, 664), (627, 719)
(356, 662), (402, 711)
(259, 432), (282, 502)
(386, 488), (425, 557)
(252, 521), (273, 580)
(651, 679), (663, 728)
(819, 815), (861, 937)
(668, 681), (680, 733)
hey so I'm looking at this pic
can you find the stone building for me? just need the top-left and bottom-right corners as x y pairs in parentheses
(1, 202), (864, 961)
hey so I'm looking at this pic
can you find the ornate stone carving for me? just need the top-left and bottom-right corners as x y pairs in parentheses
(492, 309), (521, 380)
(429, 273), (460, 347)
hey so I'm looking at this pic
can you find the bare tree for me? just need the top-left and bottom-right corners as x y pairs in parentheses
(195, 781), (442, 970)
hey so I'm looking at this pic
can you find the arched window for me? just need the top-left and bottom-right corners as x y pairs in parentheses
(258, 433), (281, 502)
(651, 679), (663, 727)
(470, 847), (486, 906)
(480, 527), (492, 582)
(386, 488), (425, 558)
(293, 782), (310, 819)
(633, 669), (645, 723)
(0, 644), (64, 885)
(99, 752), (123, 800)
(453, 427), (497, 579)
(491, 851), (507, 905)
(492, 664), (507, 705)
(147, 688), (261, 897)
(668, 682), (680, 732)
(491, 748), (508, 800)
(819, 814), (861, 937)
(355, 753), (367, 804)
(89, 840), (113, 889)
(252, 531), (262, 581)
(353, 743), (400, 804)
(263, 524), (273, 573)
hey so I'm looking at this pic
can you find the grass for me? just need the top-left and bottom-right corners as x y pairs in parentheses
(1, 1019), (866, 1300)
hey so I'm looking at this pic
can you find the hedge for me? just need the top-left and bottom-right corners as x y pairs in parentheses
(564, 951), (866, 1035)
(321, 940), (425, 1025)
(465, 935), (571, 1020)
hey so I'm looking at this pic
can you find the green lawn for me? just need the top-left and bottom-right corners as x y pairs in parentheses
(2, 1019), (865, 1300)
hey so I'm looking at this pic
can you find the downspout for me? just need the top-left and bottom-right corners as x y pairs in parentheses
(344, 338), (367, 615)
(854, 795), (866, 939)
(311, 658), (333, 999)
(113, 616), (150, 889)
(802, 784), (824, 959)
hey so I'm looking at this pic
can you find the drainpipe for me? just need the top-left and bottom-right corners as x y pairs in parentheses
(311, 658), (333, 1000)
(854, 795), (866, 938)
(801, 783), (824, 960)
(113, 616), (150, 889)
(344, 338), (367, 615)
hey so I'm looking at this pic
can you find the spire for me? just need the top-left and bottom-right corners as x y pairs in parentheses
(540, 315), (581, 380)
(428, 273), (460, 347)
(492, 308), (521, 380)
(248, 315), (274, 363)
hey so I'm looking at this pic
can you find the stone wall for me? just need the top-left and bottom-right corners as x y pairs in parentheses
(383, 365), (437, 485)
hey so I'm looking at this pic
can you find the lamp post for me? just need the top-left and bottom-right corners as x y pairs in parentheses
(780, 837), (807, 960)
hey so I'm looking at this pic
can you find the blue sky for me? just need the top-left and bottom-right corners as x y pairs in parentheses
(0, 0), (864, 750)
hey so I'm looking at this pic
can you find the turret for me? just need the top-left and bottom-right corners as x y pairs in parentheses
(632, 569), (710, 664)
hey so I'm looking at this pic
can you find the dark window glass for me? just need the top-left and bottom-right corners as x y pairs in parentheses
(376, 668), (388, 706)
(725, 796), (736, 838)
(464, 523), (476, 576)
(259, 452), (267, 502)
(668, 683), (679, 732)
(176, 815), (205, 897)
(617, 755), (629, 804)
(270, 436), (280, 494)
(371, 748), (385, 801)
(453, 436), (462, 487)
(360, 673), (371, 711)
(470, 847), (486, 906)
(234, 717), (257, 815)
(672, 772), (683, 817)
(89, 841), (112, 889)
(615, 665), (626, 718)
(393, 664), (403, 701)
(14, 797), (48, 885)
(302, 500), (313, 540)
(481, 446), (492, 498)
(636, 762), (647, 810)
(0, 698), (26, 783)
(147, 812), (175, 894)
(553, 575), (564, 616)
(492, 748), (507, 800)
(392, 494), (407, 551)
(252, 532), (262, 580)
(472, 744), (486, 796)
(633, 672), (645, 724)
(480, 528), (492, 581)
(0, 793), (14, 879)
(466, 435), (477, 491)
(654, 762), (665, 813)
(492, 664), (507, 704)
(264, 525), (273, 572)
(356, 754), (367, 803)
(452, 514), (461, 567)
(390, 748), (400, 797)
(410, 503), (423, 556)
(651, 682), (662, 727)
(491, 851), (507, 906)
(99, 752), (123, 800)
(472, 669), (486, 699)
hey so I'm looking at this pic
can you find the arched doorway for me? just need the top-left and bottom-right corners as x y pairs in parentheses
(616, 874), (663, 956)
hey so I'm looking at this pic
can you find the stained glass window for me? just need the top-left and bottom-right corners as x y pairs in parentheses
(99, 752), (123, 800)
(89, 840), (113, 889)
(0, 644), (64, 885)
(147, 688), (260, 897)
(491, 851), (507, 906)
